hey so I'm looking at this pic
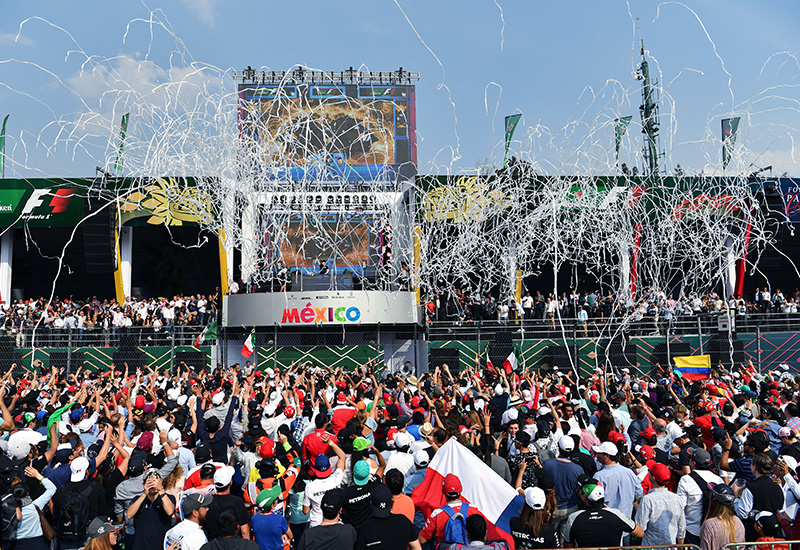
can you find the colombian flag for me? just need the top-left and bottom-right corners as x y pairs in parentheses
(674, 354), (711, 381)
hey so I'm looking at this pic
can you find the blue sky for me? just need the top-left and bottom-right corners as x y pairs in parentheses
(0, 0), (798, 177)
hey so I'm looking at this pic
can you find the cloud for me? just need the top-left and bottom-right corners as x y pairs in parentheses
(0, 31), (35, 47)
(179, 0), (220, 26)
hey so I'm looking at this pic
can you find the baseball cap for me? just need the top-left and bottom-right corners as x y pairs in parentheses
(779, 427), (792, 438)
(182, 493), (213, 516)
(212, 392), (224, 405)
(321, 488), (345, 519)
(524, 487), (546, 510)
(413, 450), (430, 467)
(136, 432), (154, 452)
(143, 467), (162, 481)
(353, 460), (371, 486)
(581, 480), (605, 502)
(592, 441), (618, 455)
(371, 484), (393, 518)
(690, 448), (712, 468)
(781, 455), (799, 472)
(637, 445), (655, 461)
(214, 465), (235, 488)
(312, 454), (332, 478)
(671, 429), (687, 442)
(352, 437), (370, 452)
(649, 463), (671, 485)
(709, 482), (734, 505)
(640, 427), (657, 439)
(70, 456), (90, 482)
(256, 486), (281, 510)
(86, 517), (123, 539)
(756, 511), (780, 533)
(442, 473), (462, 495)
(558, 435), (574, 452)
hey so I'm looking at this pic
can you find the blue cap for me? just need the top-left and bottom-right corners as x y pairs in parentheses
(37, 410), (47, 421)
(313, 454), (332, 478)
(69, 408), (84, 423)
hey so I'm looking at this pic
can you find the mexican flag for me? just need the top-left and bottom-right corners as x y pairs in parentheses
(484, 343), (497, 377)
(194, 321), (217, 347)
(502, 343), (520, 375)
(241, 331), (255, 358)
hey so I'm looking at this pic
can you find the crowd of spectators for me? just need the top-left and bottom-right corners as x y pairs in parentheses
(427, 286), (800, 325)
(1, 355), (800, 550)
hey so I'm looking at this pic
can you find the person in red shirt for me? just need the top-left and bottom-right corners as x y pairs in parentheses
(418, 474), (486, 545)
(331, 393), (358, 435)
(301, 415), (338, 461)
(693, 402), (723, 450)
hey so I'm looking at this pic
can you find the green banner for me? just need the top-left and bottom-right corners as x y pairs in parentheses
(504, 114), (522, 166)
(722, 117), (740, 169)
(0, 115), (8, 177)
(614, 116), (632, 163)
(114, 113), (130, 172)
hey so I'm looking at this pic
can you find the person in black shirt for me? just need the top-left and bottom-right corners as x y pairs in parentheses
(199, 508), (259, 550)
(563, 479), (644, 548)
(190, 384), (239, 464)
(343, 460), (382, 528)
(355, 485), (419, 550)
(204, 466), (250, 541)
(298, 489), (356, 550)
(509, 487), (560, 549)
(125, 468), (176, 550)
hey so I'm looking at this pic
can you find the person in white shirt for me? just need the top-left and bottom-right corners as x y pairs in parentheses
(676, 448), (722, 545)
(164, 492), (212, 550)
(302, 436), (346, 527)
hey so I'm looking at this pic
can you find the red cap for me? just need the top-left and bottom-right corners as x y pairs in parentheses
(638, 445), (655, 461)
(608, 431), (625, 444)
(135, 395), (145, 409)
(770, 389), (781, 398)
(336, 380), (347, 390)
(411, 396), (421, 407)
(640, 428), (657, 440)
(68, 385), (78, 392)
(442, 473), (462, 494)
(258, 437), (275, 458)
(706, 383), (718, 394)
(650, 463), (671, 485)
(283, 406), (295, 418)
(295, 390), (305, 403)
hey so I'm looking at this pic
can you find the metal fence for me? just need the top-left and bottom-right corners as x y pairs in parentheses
(7, 325), (205, 349)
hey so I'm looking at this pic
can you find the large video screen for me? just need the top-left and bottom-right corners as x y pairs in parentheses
(263, 213), (380, 272)
(238, 83), (417, 181)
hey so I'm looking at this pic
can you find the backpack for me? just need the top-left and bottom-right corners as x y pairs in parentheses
(56, 484), (94, 542)
(533, 440), (555, 462)
(0, 493), (18, 544)
(689, 472), (712, 519)
(442, 503), (469, 545)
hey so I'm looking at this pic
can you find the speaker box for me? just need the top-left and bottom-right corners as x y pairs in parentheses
(83, 201), (116, 273)
(429, 347), (460, 371)
(652, 342), (689, 368)
(48, 351), (85, 373)
(495, 332), (513, 345)
(175, 350), (206, 371)
(708, 337), (744, 367)
(113, 348), (145, 369)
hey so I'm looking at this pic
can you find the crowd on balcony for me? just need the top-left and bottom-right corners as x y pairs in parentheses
(0, 294), (219, 337)
(426, 286), (800, 325)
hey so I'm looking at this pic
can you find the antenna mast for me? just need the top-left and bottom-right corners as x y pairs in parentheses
(635, 37), (663, 175)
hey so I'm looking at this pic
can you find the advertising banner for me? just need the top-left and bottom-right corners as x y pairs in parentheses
(223, 290), (420, 326)
(0, 179), (86, 228)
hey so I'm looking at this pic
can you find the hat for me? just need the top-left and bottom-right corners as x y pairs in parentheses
(691, 448), (712, 468)
(522, 389), (532, 401)
(353, 437), (370, 452)
(177, 395), (188, 407)
(365, 417), (378, 432)
(87, 518), (123, 539)
(781, 455), (799, 472)
(312, 454), (332, 478)
(283, 406), (295, 418)
(353, 460), (371, 486)
(135, 395), (146, 409)
(592, 441), (618, 456)
(672, 429), (687, 442)
(524, 487), (546, 510)
(756, 511), (781, 533)
(78, 419), (95, 433)
(509, 396), (523, 407)
(70, 456), (90, 482)
(558, 435), (574, 452)
(394, 432), (414, 449)
(413, 450), (430, 467)
(143, 467), (162, 480)
(69, 408), (84, 423)
(214, 465), (235, 488)
(182, 493), (213, 516)
(638, 445), (655, 461)
(709, 482), (735, 505)
(371, 485), (393, 518)
(419, 422), (434, 437)
(336, 393), (347, 405)
(395, 415), (410, 429)
(779, 427), (793, 438)
(495, 384), (504, 396)
(538, 406), (551, 416)
(607, 431), (625, 444)
(166, 388), (180, 401)
(711, 426), (727, 442)
(212, 392), (224, 406)
(649, 463), (671, 485)
(674, 404), (688, 414)
(640, 427), (657, 439)
(127, 452), (147, 476)
(136, 432), (154, 452)
(256, 486), (281, 510)
(407, 375), (418, 387)
(321, 488), (345, 518)
(258, 438), (275, 458)
(442, 473), (462, 494)
(581, 480), (605, 502)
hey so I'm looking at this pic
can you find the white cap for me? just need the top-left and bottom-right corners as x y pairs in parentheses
(781, 455), (799, 472)
(212, 392), (224, 406)
(524, 487), (546, 510)
(155, 418), (172, 432)
(506, 408), (519, 421)
(214, 465), (235, 488)
(413, 450), (430, 467)
(166, 388), (180, 401)
(495, 384), (504, 396)
(70, 456), (90, 482)
(168, 428), (182, 444)
(672, 429), (687, 442)
(522, 389), (532, 401)
(538, 406), (551, 416)
(177, 395), (188, 407)
(78, 419), (95, 433)
(592, 441), (618, 455)
(558, 435), (575, 452)
(394, 432), (414, 449)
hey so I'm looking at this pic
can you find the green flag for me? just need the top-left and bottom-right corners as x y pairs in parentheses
(194, 320), (218, 346)
(722, 117), (740, 169)
(614, 116), (632, 163)
(504, 114), (522, 166)
(0, 115), (9, 177)
(113, 112), (130, 172)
